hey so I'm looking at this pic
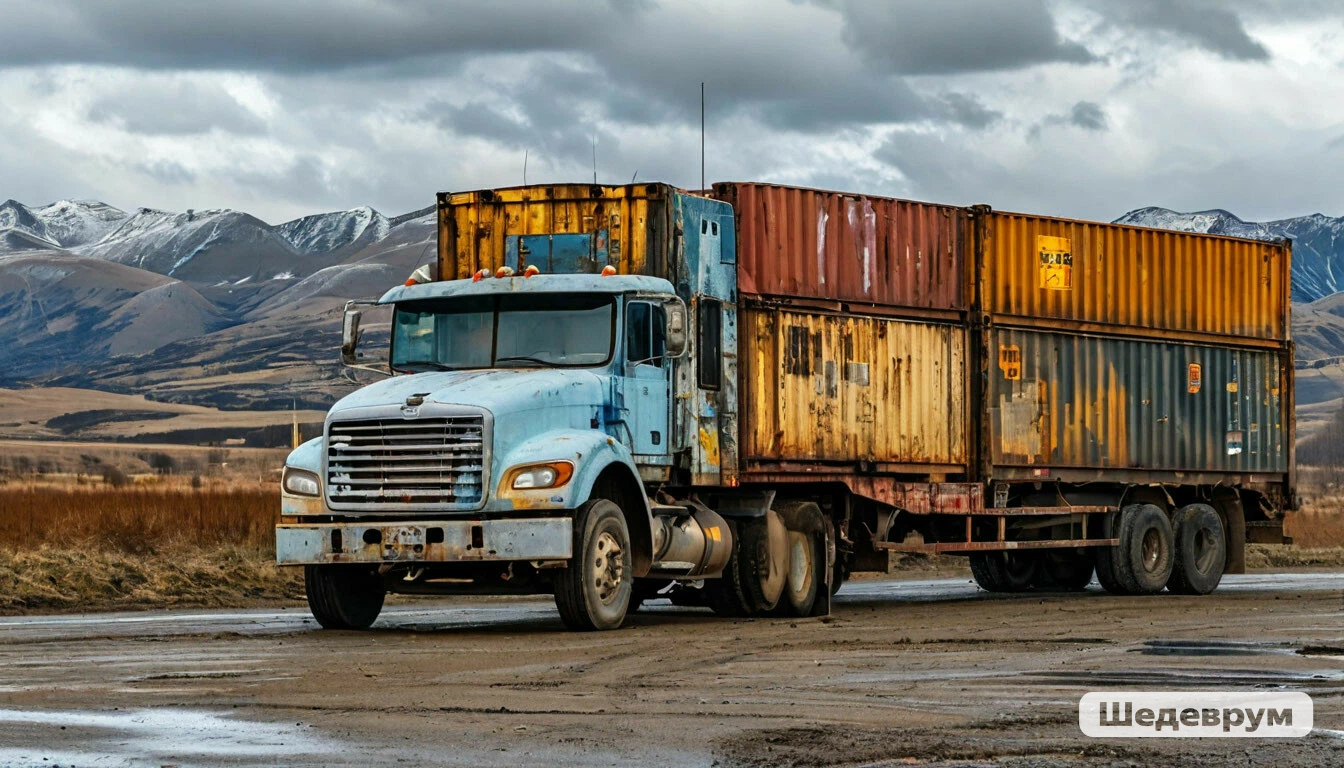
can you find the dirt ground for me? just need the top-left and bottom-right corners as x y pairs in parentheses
(0, 571), (1341, 767)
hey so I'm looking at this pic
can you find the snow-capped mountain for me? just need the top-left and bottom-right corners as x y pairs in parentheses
(0, 199), (129, 249)
(1115, 207), (1344, 302)
(276, 206), (391, 254)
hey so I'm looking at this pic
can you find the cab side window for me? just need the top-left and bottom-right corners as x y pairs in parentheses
(626, 301), (666, 367)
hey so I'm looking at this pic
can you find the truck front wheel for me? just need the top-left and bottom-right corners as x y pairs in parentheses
(555, 499), (633, 631)
(304, 565), (385, 630)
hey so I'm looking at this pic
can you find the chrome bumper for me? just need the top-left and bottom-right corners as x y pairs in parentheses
(276, 519), (572, 565)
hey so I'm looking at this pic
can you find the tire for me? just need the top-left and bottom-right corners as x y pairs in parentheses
(968, 551), (1039, 592)
(1032, 549), (1095, 592)
(304, 565), (385, 630)
(554, 499), (633, 631)
(738, 511), (789, 613)
(1167, 504), (1227, 595)
(831, 550), (850, 597)
(1113, 503), (1174, 595)
(1094, 512), (1129, 595)
(704, 520), (751, 617)
(773, 501), (823, 617)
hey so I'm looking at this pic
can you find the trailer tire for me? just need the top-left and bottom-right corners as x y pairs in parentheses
(969, 551), (1039, 592)
(304, 565), (385, 630)
(773, 501), (824, 617)
(1033, 550), (1095, 591)
(554, 498), (633, 631)
(1094, 512), (1130, 594)
(1167, 504), (1226, 595)
(704, 520), (750, 617)
(1113, 503), (1174, 595)
(739, 511), (789, 613)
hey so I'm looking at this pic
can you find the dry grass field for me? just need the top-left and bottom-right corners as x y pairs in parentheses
(0, 480), (1338, 615)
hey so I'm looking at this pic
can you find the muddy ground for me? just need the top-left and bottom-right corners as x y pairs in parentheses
(0, 572), (1341, 767)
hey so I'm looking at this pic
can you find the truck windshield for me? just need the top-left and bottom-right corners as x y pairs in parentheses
(391, 293), (616, 372)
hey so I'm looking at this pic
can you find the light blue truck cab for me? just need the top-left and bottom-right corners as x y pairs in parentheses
(276, 184), (832, 631)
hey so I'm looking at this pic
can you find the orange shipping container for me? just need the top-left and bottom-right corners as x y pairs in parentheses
(739, 305), (968, 472)
(979, 211), (1291, 344)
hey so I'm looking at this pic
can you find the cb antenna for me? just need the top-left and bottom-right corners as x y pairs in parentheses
(700, 81), (705, 191)
(523, 149), (528, 186)
(592, 133), (598, 184)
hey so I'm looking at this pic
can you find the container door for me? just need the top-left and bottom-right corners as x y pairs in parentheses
(505, 233), (610, 274)
(623, 300), (671, 457)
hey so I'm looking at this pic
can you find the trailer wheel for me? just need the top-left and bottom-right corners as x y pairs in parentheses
(304, 564), (385, 630)
(739, 511), (789, 613)
(1112, 503), (1174, 595)
(1094, 512), (1130, 594)
(773, 501), (824, 617)
(554, 498), (633, 631)
(1032, 550), (1095, 591)
(968, 551), (1039, 592)
(1167, 504), (1226, 595)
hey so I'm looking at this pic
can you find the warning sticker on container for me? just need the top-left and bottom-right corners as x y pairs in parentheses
(1038, 235), (1072, 290)
(1187, 363), (1202, 394)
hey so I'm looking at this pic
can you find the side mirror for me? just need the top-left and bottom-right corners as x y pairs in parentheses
(664, 299), (688, 358)
(341, 308), (362, 365)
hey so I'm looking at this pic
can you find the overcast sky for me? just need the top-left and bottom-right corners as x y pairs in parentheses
(1, 0), (1342, 224)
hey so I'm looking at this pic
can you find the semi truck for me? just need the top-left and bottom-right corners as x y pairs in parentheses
(276, 182), (1294, 631)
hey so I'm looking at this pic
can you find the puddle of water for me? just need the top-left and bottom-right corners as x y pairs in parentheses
(0, 707), (336, 766)
(1131, 639), (1296, 657)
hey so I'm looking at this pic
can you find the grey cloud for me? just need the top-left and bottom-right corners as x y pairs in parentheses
(137, 159), (195, 185)
(88, 80), (266, 136)
(836, 0), (1096, 75)
(1087, 0), (1269, 61)
(1029, 101), (1108, 138)
(1065, 101), (1107, 131)
(932, 93), (1003, 130)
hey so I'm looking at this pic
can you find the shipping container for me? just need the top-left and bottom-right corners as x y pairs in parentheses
(438, 184), (676, 280)
(988, 328), (1289, 480)
(979, 211), (1291, 343)
(713, 182), (969, 315)
(739, 304), (967, 471)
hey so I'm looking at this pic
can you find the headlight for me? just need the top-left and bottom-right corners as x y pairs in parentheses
(507, 461), (574, 490)
(282, 467), (321, 497)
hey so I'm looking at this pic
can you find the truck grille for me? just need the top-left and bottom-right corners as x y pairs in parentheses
(325, 416), (486, 509)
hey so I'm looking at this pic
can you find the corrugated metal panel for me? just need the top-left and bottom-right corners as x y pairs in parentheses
(989, 328), (1288, 474)
(981, 211), (1291, 341)
(714, 182), (968, 312)
(740, 306), (968, 468)
(438, 184), (671, 280)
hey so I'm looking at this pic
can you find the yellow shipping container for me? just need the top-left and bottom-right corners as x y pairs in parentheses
(437, 184), (671, 280)
(739, 306), (968, 472)
(980, 211), (1292, 343)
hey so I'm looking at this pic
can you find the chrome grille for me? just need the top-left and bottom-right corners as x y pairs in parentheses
(326, 416), (485, 509)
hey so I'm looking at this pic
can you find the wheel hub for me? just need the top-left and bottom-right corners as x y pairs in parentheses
(1142, 528), (1162, 572)
(593, 531), (625, 604)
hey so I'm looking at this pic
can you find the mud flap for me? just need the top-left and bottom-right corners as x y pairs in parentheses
(810, 518), (835, 617)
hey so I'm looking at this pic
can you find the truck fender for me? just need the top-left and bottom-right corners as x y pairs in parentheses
(285, 436), (324, 473)
(494, 430), (655, 576)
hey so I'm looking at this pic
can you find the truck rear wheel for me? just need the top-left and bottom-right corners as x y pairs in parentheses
(1167, 504), (1226, 595)
(969, 551), (1038, 592)
(304, 565), (385, 630)
(1094, 512), (1130, 594)
(774, 501), (824, 617)
(555, 498), (633, 631)
(738, 511), (789, 613)
(1112, 503), (1174, 595)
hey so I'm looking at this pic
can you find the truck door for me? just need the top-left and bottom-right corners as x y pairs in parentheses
(622, 300), (671, 457)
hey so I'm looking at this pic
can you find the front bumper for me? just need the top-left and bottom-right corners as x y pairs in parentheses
(276, 518), (572, 565)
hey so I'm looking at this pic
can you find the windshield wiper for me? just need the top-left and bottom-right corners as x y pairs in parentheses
(496, 355), (562, 367)
(395, 360), (455, 372)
